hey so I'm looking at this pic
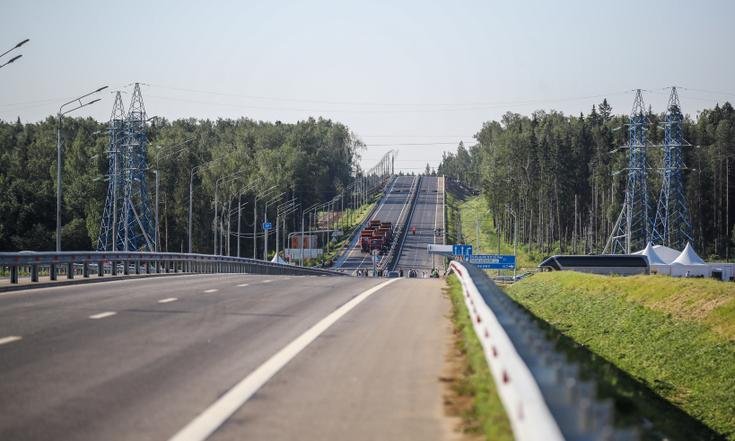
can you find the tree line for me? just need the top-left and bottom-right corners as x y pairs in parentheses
(0, 116), (362, 254)
(438, 99), (735, 260)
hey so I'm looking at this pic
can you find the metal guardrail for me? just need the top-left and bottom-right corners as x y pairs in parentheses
(379, 175), (420, 272)
(0, 251), (347, 285)
(450, 260), (639, 441)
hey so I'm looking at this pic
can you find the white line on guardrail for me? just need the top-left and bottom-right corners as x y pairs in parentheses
(450, 261), (564, 441)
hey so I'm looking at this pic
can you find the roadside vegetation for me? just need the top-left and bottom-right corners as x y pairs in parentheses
(437, 101), (735, 260)
(507, 271), (735, 440)
(446, 188), (542, 269)
(0, 117), (361, 253)
(444, 275), (513, 441)
(300, 200), (376, 266)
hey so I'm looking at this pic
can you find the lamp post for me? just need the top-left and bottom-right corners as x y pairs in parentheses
(264, 192), (286, 260)
(188, 152), (232, 254)
(214, 170), (246, 255)
(275, 198), (298, 260)
(153, 137), (194, 251)
(506, 204), (517, 280)
(0, 38), (28, 70)
(253, 185), (277, 259)
(230, 180), (259, 257)
(56, 85), (108, 251)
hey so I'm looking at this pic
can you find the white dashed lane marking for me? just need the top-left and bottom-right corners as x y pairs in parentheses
(158, 297), (178, 304)
(0, 336), (22, 346)
(236, 283), (249, 287)
(89, 312), (117, 320)
(203, 289), (218, 293)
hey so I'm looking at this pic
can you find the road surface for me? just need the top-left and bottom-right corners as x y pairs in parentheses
(0, 273), (457, 441)
(395, 176), (445, 274)
(336, 175), (417, 273)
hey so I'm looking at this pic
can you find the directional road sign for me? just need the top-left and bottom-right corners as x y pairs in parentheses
(452, 244), (473, 256)
(465, 254), (516, 269)
(262, 222), (272, 231)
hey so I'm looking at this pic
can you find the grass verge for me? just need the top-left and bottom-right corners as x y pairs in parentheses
(507, 271), (735, 440)
(445, 274), (513, 441)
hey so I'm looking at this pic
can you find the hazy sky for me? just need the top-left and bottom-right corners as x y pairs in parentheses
(1, 0), (734, 172)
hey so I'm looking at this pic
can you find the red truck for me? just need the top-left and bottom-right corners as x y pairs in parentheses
(360, 220), (393, 254)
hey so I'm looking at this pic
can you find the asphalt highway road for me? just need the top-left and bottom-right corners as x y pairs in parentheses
(395, 176), (445, 274)
(0, 273), (456, 441)
(337, 175), (417, 272)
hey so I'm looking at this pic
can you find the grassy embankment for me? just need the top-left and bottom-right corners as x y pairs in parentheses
(507, 272), (735, 440)
(445, 275), (513, 440)
(447, 192), (542, 270)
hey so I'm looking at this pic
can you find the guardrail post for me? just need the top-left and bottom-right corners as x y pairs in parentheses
(164, 261), (170, 273)
(111, 260), (117, 276)
(98, 261), (104, 277)
(31, 264), (38, 282)
(145, 261), (150, 274)
(123, 260), (129, 276)
(135, 260), (140, 275)
(10, 265), (19, 284)
(83, 262), (90, 278)
(50, 263), (57, 280)
(66, 262), (74, 279)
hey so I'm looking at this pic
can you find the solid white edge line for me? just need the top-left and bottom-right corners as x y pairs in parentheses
(0, 336), (22, 346)
(167, 278), (400, 441)
(89, 311), (117, 320)
(158, 297), (178, 303)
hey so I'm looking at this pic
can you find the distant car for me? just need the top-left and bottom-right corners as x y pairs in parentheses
(408, 269), (418, 278)
(387, 271), (400, 278)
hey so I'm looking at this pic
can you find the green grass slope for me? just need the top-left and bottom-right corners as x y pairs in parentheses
(507, 272), (735, 439)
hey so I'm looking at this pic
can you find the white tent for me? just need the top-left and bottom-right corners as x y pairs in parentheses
(670, 242), (710, 277)
(633, 244), (680, 264)
(271, 254), (290, 265)
(636, 242), (671, 275)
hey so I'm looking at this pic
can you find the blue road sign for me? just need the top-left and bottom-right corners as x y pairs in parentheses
(452, 244), (473, 256)
(262, 222), (272, 231)
(465, 254), (516, 269)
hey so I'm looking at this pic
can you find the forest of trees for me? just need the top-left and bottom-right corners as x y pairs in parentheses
(0, 116), (362, 254)
(438, 99), (735, 260)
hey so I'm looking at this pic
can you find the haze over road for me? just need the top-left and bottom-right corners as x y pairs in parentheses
(0, 272), (456, 441)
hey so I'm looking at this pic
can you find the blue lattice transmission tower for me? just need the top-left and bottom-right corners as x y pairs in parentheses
(97, 83), (156, 251)
(652, 87), (693, 249)
(97, 91), (126, 251)
(605, 89), (652, 254)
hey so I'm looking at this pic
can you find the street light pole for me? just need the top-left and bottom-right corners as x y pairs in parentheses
(188, 153), (231, 254)
(264, 192), (285, 260)
(0, 38), (28, 70)
(56, 85), (108, 251)
(153, 138), (194, 252)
